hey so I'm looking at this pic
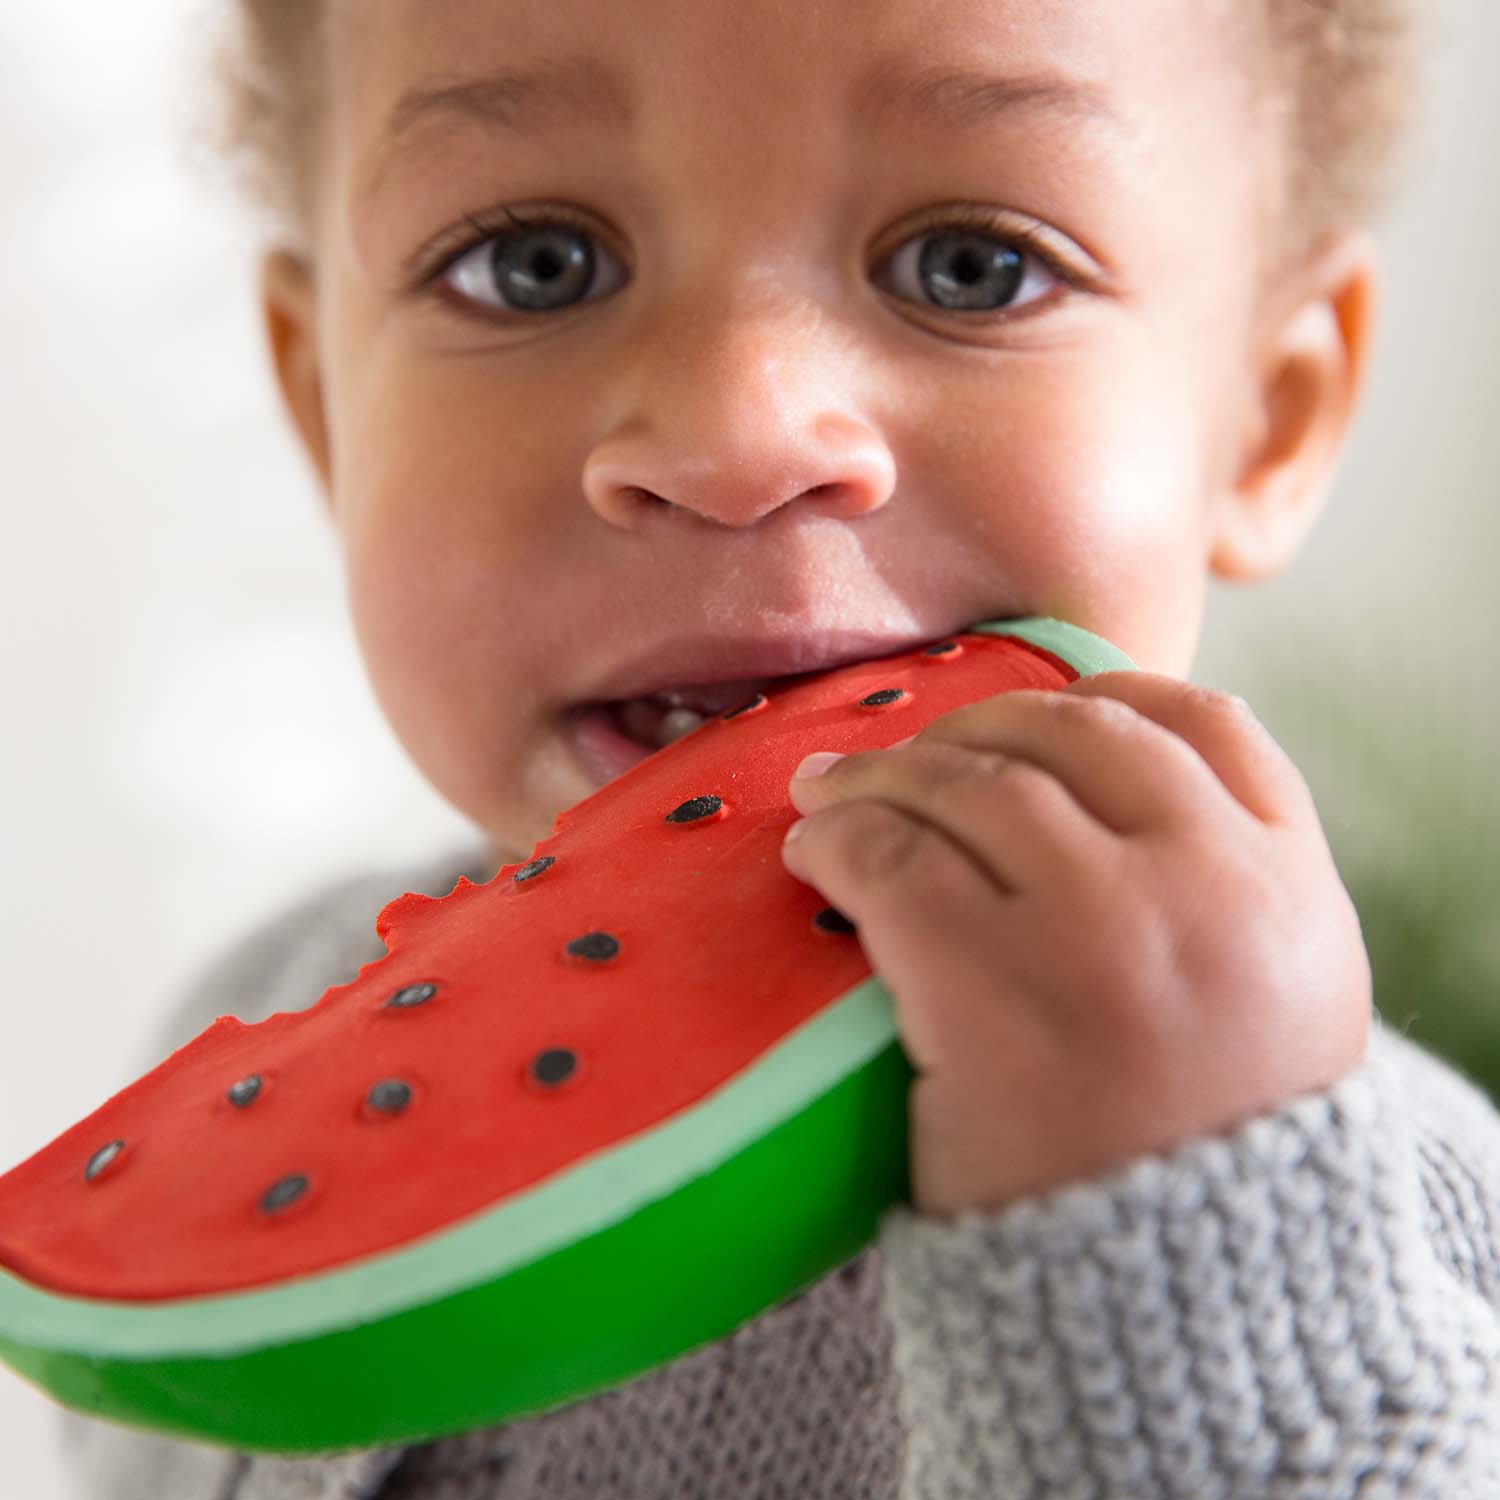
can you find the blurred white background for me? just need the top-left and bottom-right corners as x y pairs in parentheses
(1, 3), (1496, 1494)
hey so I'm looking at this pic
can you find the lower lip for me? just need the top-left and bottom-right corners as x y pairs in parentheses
(566, 704), (659, 788)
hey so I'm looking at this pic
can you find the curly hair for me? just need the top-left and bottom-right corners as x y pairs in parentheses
(191, 0), (1424, 283)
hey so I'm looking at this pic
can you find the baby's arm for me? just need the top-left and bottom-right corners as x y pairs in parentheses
(879, 1020), (1500, 1497)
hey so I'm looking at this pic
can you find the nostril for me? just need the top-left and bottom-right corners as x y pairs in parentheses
(605, 476), (872, 526)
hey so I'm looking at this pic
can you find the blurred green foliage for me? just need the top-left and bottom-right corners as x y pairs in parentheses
(1352, 869), (1500, 1103)
(1242, 626), (1500, 1106)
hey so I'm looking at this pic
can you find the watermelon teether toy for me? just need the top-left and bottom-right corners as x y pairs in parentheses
(0, 617), (1132, 1453)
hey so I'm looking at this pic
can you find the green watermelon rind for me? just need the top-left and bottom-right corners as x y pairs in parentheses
(973, 616), (1137, 677)
(0, 978), (913, 1451)
(0, 617), (1133, 1453)
(0, 976), (903, 1359)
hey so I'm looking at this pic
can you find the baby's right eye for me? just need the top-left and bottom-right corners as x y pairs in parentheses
(442, 209), (628, 319)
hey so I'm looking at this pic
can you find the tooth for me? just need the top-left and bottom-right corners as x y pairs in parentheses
(655, 707), (707, 749)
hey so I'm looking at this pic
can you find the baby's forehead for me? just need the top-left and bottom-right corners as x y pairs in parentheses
(332, 0), (1250, 145)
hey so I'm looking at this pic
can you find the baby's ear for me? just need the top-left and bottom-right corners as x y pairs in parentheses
(1209, 229), (1380, 582)
(260, 250), (334, 513)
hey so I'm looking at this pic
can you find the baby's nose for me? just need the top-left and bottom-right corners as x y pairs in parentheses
(582, 411), (896, 529)
(582, 447), (888, 531)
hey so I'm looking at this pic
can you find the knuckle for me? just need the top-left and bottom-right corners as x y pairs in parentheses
(918, 743), (1008, 796)
(910, 744), (1048, 827)
(826, 801), (929, 885)
(987, 755), (1059, 807)
(1186, 683), (1258, 726)
(1053, 689), (1138, 730)
(904, 748), (1072, 852)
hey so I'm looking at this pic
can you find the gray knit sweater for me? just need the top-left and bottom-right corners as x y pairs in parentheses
(58, 845), (1500, 1499)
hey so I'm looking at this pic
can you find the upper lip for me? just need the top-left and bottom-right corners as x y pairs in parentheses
(579, 627), (972, 708)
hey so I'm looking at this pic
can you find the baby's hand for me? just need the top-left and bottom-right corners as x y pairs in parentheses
(781, 673), (1372, 1218)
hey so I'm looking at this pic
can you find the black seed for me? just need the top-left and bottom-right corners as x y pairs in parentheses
(513, 856), (555, 883)
(531, 1048), (578, 1087)
(566, 931), (619, 962)
(227, 1074), (262, 1108)
(859, 688), (905, 707)
(813, 907), (857, 935)
(923, 641), (959, 656)
(366, 1079), (412, 1115)
(260, 1173), (309, 1214)
(385, 982), (437, 1009)
(84, 1140), (124, 1182)
(722, 693), (768, 720)
(666, 794), (722, 824)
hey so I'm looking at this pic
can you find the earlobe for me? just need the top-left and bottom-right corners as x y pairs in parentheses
(1209, 230), (1380, 582)
(260, 250), (334, 511)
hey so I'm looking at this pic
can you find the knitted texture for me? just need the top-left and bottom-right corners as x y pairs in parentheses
(56, 846), (1500, 1500)
(227, 1246), (904, 1500)
(881, 1037), (1500, 1497)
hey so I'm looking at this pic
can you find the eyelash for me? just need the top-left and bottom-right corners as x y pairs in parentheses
(413, 201), (1079, 326)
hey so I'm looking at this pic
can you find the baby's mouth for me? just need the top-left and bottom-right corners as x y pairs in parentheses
(565, 680), (777, 790)
(609, 681), (772, 750)
(564, 622), (988, 789)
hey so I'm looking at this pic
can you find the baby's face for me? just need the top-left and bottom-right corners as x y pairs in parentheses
(285, 0), (1317, 862)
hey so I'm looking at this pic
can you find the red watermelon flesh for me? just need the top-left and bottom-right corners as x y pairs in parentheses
(0, 629), (1079, 1302)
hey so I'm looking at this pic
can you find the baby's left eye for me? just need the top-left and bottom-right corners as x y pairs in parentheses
(875, 223), (1060, 316)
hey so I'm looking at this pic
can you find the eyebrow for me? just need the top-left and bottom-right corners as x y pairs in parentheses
(358, 57), (631, 211)
(359, 51), (1126, 212)
(382, 57), (634, 146)
(854, 56), (1126, 137)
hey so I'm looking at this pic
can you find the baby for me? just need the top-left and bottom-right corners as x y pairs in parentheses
(63, 0), (1500, 1496)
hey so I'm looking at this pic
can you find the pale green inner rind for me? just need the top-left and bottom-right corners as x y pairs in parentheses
(974, 617), (1137, 677)
(0, 977), (901, 1359)
(0, 616), (1128, 1364)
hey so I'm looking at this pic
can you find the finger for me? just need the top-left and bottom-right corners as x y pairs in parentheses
(1062, 673), (1317, 827)
(798, 687), (1228, 837)
(779, 798), (1040, 1076)
(787, 737), (1117, 893)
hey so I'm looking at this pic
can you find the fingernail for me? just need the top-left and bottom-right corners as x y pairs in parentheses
(793, 752), (844, 780)
(783, 818), (807, 845)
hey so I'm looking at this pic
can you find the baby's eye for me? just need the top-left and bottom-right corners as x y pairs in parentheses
(444, 212), (627, 316)
(875, 218), (1062, 316)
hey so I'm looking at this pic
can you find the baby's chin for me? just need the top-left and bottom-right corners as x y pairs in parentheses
(476, 729), (608, 870)
(478, 826), (542, 881)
